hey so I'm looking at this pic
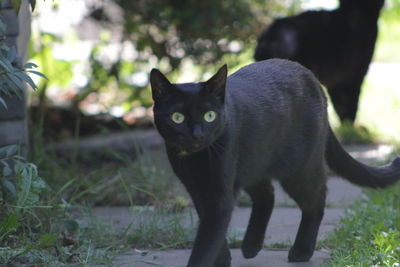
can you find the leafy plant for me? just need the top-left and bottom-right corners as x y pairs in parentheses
(0, 20), (47, 109)
(0, 144), (48, 232)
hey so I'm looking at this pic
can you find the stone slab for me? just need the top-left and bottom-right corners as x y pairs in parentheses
(92, 206), (345, 245)
(271, 176), (363, 208)
(114, 248), (330, 267)
(0, 0), (13, 9)
(0, 119), (27, 146)
(0, 95), (26, 120)
(230, 207), (344, 245)
(0, 8), (19, 36)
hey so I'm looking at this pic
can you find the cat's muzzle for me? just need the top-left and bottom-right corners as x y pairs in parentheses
(178, 142), (207, 156)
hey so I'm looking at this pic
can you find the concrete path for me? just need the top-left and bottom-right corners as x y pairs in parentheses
(90, 130), (395, 266)
(115, 249), (330, 267)
(92, 180), (350, 267)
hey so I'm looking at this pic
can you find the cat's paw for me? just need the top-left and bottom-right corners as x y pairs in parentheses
(213, 257), (231, 267)
(241, 244), (262, 259)
(288, 247), (313, 262)
(214, 248), (231, 267)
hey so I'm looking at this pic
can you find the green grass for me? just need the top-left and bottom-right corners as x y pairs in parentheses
(323, 148), (400, 266)
(126, 209), (197, 250)
(323, 186), (400, 266)
(0, 124), (192, 265)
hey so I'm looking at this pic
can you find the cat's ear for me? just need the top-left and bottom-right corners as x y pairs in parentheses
(150, 68), (172, 101)
(204, 64), (227, 102)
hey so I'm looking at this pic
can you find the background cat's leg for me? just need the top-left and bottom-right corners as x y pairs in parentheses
(280, 170), (326, 262)
(241, 180), (274, 259)
(328, 80), (362, 123)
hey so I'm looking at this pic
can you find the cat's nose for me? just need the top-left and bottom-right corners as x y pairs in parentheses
(192, 125), (204, 141)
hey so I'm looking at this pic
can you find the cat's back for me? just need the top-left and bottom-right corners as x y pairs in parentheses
(225, 59), (327, 131)
(227, 59), (323, 101)
(225, 59), (328, 182)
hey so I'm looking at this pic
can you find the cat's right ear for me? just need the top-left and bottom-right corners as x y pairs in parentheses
(150, 68), (172, 101)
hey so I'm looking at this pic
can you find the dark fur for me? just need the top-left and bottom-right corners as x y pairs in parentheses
(150, 59), (400, 267)
(254, 0), (384, 122)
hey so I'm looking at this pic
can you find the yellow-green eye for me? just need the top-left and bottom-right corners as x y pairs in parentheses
(171, 112), (185, 124)
(204, 110), (217, 122)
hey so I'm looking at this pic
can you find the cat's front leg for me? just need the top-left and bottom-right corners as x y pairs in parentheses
(186, 189), (234, 267)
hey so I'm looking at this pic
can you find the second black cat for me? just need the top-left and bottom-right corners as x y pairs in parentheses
(150, 59), (400, 267)
(254, 0), (384, 123)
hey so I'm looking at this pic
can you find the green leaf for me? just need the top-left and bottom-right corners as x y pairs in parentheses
(0, 97), (7, 109)
(12, 233), (58, 258)
(0, 145), (18, 158)
(29, 0), (36, 11)
(3, 164), (13, 176)
(0, 213), (19, 241)
(0, 20), (6, 33)
(0, 55), (15, 71)
(27, 70), (48, 80)
(2, 179), (16, 197)
(4, 73), (25, 96)
(38, 234), (58, 247)
(23, 62), (38, 69)
(14, 71), (37, 90)
(63, 219), (80, 234)
(15, 162), (46, 208)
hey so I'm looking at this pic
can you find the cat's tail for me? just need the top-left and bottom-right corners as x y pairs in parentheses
(326, 126), (400, 188)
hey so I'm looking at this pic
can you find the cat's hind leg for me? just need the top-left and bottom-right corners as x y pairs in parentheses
(241, 180), (274, 259)
(280, 170), (327, 262)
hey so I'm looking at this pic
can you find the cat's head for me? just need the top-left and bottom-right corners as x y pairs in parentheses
(339, 0), (385, 11)
(150, 65), (227, 155)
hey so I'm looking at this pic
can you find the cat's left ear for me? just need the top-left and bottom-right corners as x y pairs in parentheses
(204, 64), (227, 102)
(150, 68), (172, 102)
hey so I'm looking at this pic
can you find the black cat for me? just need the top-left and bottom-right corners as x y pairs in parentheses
(150, 59), (400, 267)
(254, 0), (384, 123)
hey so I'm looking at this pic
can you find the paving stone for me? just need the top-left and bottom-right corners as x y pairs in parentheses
(272, 177), (362, 208)
(114, 248), (330, 267)
(92, 206), (344, 245)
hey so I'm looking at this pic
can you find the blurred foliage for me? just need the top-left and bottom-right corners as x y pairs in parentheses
(29, 0), (296, 114)
(114, 0), (287, 69)
(28, 0), (400, 120)
(29, 33), (75, 108)
(381, 0), (400, 20)
(375, 0), (400, 62)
